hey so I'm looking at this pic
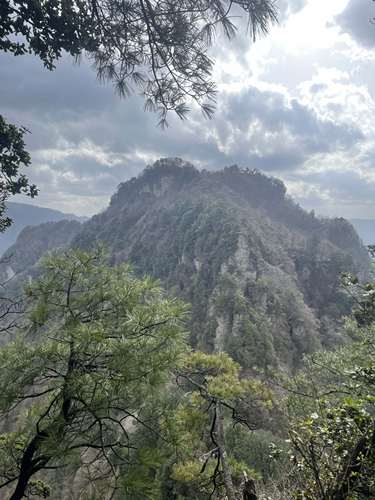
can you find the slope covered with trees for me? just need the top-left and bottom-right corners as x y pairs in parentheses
(0, 202), (85, 256)
(2, 158), (370, 372)
(0, 219), (82, 291)
(74, 159), (369, 369)
(0, 159), (373, 499)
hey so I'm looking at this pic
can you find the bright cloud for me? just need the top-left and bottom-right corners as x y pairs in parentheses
(1, 0), (375, 219)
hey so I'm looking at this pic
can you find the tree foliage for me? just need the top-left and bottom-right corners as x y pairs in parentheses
(0, 116), (37, 232)
(169, 352), (273, 499)
(1, 0), (278, 123)
(0, 248), (188, 499)
(283, 277), (375, 499)
(342, 272), (375, 327)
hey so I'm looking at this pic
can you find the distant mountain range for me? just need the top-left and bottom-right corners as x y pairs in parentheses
(350, 219), (375, 246)
(0, 202), (86, 256)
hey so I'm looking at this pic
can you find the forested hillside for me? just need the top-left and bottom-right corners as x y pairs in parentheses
(2, 159), (370, 371)
(0, 159), (373, 499)
(2, 0), (374, 496)
(0, 220), (82, 296)
(0, 202), (85, 256)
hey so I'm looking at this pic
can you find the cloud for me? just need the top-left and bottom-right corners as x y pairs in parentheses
(0, 44), (366, 216)
(278, 0), (308, 21)
(336, 0), (375, 47)
(1, 0), (375, 220)
(288, 168), (375, 219)
(209, 85), (363, 169)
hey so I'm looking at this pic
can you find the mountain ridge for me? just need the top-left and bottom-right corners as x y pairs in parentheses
(2, 159), (371, 370)
(0, 201), (86, 256)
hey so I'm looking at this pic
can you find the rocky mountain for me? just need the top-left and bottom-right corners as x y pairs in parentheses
(1, 220), (82, 294)
(1, 159), (370, 371)
(0, 201), (86, 256)
(350, 219), (375, 245)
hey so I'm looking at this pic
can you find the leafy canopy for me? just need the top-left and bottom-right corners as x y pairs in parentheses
(284, 276), (375, 499)
(0, 116), (37, 232)
(168, 351), (273, 498)
(0, 248), (188, 499)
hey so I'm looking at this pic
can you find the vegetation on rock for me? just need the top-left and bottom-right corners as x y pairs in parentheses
(0, 160), (373, 498)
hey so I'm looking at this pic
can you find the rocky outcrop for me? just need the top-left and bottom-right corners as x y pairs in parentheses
(72, 159), (371, 369)
(2, 159), (371, 370)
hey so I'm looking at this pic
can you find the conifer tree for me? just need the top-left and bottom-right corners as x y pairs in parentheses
(169, 352), (273, 499)
(0, 248), (188, 499)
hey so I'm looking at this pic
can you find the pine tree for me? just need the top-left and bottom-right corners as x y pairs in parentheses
(0, 248), (188, 499)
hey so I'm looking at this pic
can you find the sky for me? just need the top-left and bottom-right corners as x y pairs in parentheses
(1, 0), (375, 219)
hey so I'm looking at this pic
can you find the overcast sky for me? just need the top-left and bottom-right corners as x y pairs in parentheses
(1, 0), (375, 219)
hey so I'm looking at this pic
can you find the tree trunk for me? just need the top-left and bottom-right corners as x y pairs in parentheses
(242, 476), (257, 500)
(330, 420), (375, 500)
(216, 402), (236, 500)
(10, 350), (76, 499)
(9, 431), (48, 500)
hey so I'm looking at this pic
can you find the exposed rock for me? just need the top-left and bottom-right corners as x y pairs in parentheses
(2, 159), (371, 370)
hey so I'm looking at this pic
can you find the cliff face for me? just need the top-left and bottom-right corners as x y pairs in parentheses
(73, 158), (369, 369)
(1, 159), (370, 370)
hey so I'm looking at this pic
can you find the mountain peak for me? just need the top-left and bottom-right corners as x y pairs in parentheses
(110, 158), (200, 207)
(147, 157), (197, 171)
(3, 158), (371, 371)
